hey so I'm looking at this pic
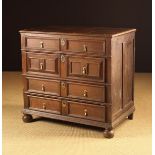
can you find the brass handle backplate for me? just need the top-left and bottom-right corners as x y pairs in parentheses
(83, 90), (88, 97)
(40, 41), (44, 48)
(40, 63), (44, 70)
(82, 66), (87, 75)
(41, 84), (45, 91)
(43, 103), (46, 110)
(83, 45), (87, 52)
(84, 109), (88, 116)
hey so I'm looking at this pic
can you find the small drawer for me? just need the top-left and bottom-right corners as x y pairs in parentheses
(61, 81), (105, 102)
(26, 37), (59, 50)
(61, 38), (105, 55)
(28, 78), (60, 96)
(29, 96), (61, 114)
(68, 101), (105, 122)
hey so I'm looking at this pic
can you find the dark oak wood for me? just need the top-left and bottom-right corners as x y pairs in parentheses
(29, 96), (61, 114)
(20, 26), (136, 138)
(68, 101), (105, 122)
(27, 52), (60, 76)
(128, 113), (134, 120)
(19, 26), (136, 37)
(26, 37), (59, 50)
(65, 82), (105, 102)
(22, 114), (33, 123)
(103, 129), (114, 138)
(27, 77), (60, 96)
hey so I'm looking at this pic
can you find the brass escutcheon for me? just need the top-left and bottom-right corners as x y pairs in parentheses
(61, 55), (66, 63)
(62, 101), (66, 108)
(61, 38), (66, 46)
(61, 82), (66, 89)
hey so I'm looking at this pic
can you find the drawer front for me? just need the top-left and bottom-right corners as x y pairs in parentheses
(26, 37), (59, 50)
(61, 82), (105, 102)
(29, 96), (61, 114)
(28, 78), (60, 96)
(61, 38), (105, 54)
(27, 53), (60, 76)
(61, 55), (105, 81)
(68, 101), (105, 122)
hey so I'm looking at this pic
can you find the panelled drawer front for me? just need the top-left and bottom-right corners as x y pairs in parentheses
(27, 53), (60, 76)
(28, 78), (60, 96)
(26, 37), (59, 50)
(61, 55), (105, 81)
(61, 82), (105, 102)
(68, 101), (105, 122)
(29, 96), (61, 114)
(61, 38), (105, 55)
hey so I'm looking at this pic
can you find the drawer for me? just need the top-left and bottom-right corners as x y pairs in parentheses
(61, 38), (105, 54)
(67, 101), (105, 122)
(61, 82), (105, 102)
(28, 78), (60, 96)
(61, 55), (105, 81)
(27, 53), (60, 76)
(29, 96), (61, 114)
(26, 37), (59, 50)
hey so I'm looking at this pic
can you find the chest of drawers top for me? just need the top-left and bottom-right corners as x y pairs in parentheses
(20, 26), (136, 37)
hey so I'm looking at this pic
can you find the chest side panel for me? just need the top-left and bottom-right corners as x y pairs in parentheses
(111, 32), (135, 120)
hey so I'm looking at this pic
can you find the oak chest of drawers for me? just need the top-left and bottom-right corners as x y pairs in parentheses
(20, 27), (136, 138)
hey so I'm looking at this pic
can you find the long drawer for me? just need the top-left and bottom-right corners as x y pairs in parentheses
(26, 78), (105, 102)
(24, 36), (105, 56)
(28, 95), (105, 122)
(26, 53), (105, 82)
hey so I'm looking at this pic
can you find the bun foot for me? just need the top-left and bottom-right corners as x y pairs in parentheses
(22, 114), (33, 123)
(103, 129), (114, 138)
(128, 113), (134, 120)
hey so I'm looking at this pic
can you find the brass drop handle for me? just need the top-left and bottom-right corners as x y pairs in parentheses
(83, 45), (87, 52)
(83, 90), (88, 97)
(43, 103), (46, 110)
(62, 101), (66, 108)
(61, 82), (66, 89)
(40, 41), (44, 48)
(84, 109), (88, 116)
(61, 38), (66, 46)
(41, 84), (45, 91)
(82, 66), (87, 75)
(40, 62), (44, 70)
